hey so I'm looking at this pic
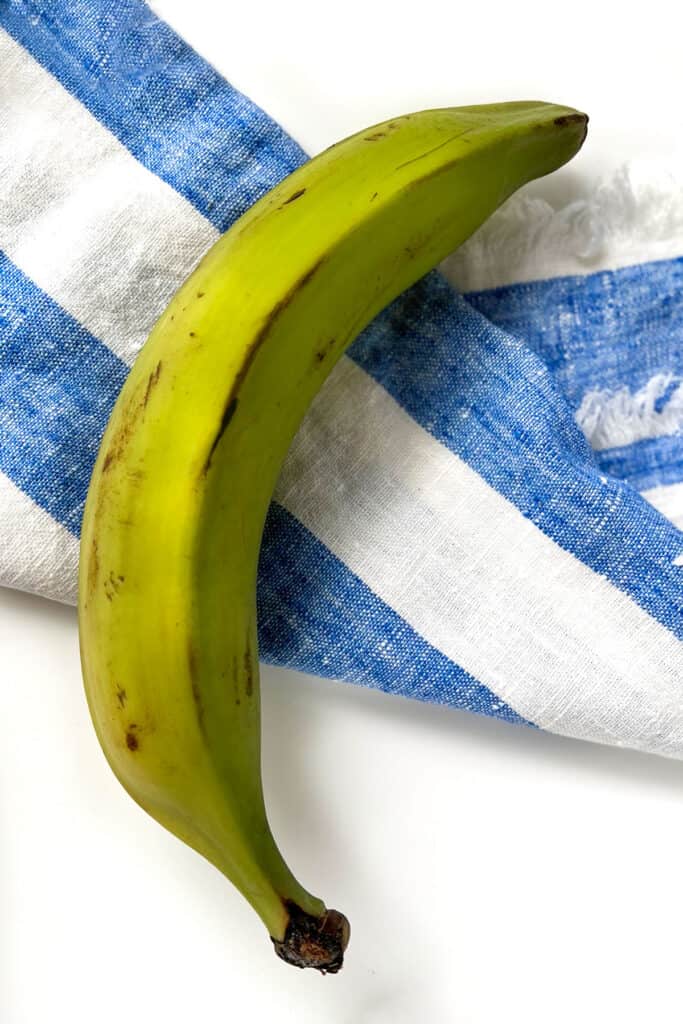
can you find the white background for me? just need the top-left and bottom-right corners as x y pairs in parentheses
(3, 2), (683, 1022)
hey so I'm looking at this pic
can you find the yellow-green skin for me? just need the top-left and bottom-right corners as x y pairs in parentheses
(78, 102), (587, 969)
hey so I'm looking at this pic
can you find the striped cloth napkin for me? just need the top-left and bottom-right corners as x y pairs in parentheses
(1, 0), (682, 757)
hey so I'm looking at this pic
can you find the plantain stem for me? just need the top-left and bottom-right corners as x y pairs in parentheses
(271, 903), (351, 973)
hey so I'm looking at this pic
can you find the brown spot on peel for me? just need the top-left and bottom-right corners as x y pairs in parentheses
(126, 730), (139, 751)
(187, 643), (206, 733)
(202, 397), (238, 474)
(553, 111), (589, 149)
(188, 644), (198, 680)
(282, 187), (306, 205)
(88, 538), (99, 593)
(243, 645), (254, 698)
(315, 338), (336, 364)
(143, 360), (163, 407)
(201, 257), (327, 477)
(231, 654), (240, 707)
(116, 685), (127, 709)
(554, 112), (588, 128)
(101, 443), (124, 474)
(103, 571), (123, 602)
(191, 681), (205, 730)
(394, 127), (476, 172)
(100, 369), (158, 477)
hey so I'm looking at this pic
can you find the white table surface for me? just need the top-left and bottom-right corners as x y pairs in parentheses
(3, 2), (683, 1021)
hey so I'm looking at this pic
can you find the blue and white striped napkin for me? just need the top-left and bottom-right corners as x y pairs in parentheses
(2, 1), (682, 757)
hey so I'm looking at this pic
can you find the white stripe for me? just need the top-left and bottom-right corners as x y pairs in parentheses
(441, 160), (683, 291)
(0, 29), (218, 366)
(643, 481), (683, 532)
(0, 473), (79, 604)
(276, 358), (683, 758)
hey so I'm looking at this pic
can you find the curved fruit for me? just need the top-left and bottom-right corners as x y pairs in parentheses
(78, 102), (587, 971)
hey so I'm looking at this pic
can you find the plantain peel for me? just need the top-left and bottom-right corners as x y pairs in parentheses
(78, 102), (587, 971)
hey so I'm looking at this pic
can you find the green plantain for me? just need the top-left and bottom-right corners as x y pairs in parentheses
(78, 101), (587, 971)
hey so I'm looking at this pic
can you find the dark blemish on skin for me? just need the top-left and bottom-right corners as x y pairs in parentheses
(126, 730), (139, 751)
(187, 644), (205, 729)
(403, 236), (428, 259)
(88, 538), (99, 593)
(191, 681), (205, 731)
(553, 112), (588, 149)
(103, 571), (123, 602)
(99, 395), (142, 477)
(202, 397), (238, 474)
(116, 686), (127, 709)
(143, 360), (163, 407)
(118, 575), (125, 582)
(370, 192), (379, 201)
(244, 646), (254, 698)
(394, 127), (476, 172)
(197, 290), (205, 298)
(294, 259), (325, 292)
(364, 131), (386, 141)
(315, 338), (336, 364)
(232, 654), (241, 706)
(554, 113), (587, 128)
(282, 187), (306, 205)
(201, 257), (327, 477)
(189, 331), (196, 337)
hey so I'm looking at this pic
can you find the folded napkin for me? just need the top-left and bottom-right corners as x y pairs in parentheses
(1, 0), (682, 757)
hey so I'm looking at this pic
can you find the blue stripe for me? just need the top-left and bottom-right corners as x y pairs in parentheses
(0, 0), (305, 232)
(0, 250), (126, 534)
(350, 272), (683, 639)
(466, 257), (683, 403)
(258, 503), (532, 725)
(596, 434), (683, 494)
(466, 257), (683, 489)
(0, 245), (534, 725)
